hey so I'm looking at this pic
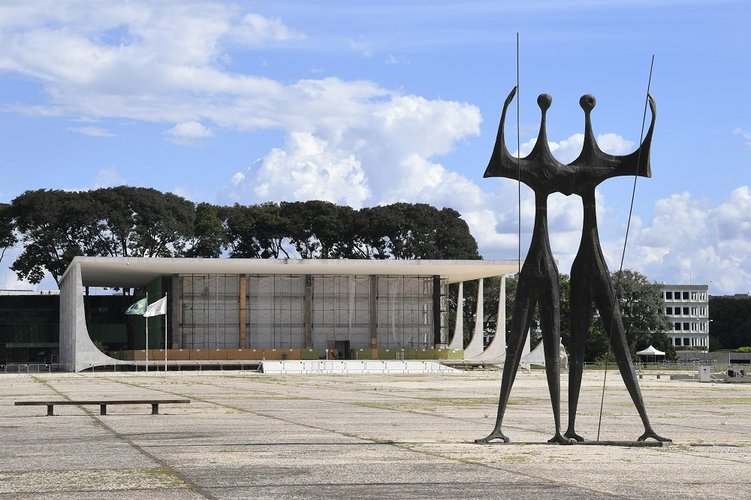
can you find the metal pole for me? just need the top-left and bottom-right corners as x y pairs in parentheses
(145, 292), (149, 374)
(164, 292), (168, 373)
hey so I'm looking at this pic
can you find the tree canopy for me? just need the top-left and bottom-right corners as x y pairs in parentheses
(6, 187), (480, 285)
(709, 296), (751, 350)
(0, 203), (16, 263)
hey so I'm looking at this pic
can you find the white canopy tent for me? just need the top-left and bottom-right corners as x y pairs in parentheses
(636, 345), (666, 363)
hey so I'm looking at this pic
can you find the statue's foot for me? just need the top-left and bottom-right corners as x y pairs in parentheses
(638, 430), (672, 442)
(475, 429), (510, 444)
(548, 433), (575, 445)
(564, 429), (585, 442)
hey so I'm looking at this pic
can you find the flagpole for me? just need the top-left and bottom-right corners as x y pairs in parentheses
(145, 292), (149, 374)
(164, 292), (168, 373)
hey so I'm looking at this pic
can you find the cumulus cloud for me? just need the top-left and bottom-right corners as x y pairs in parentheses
(0, 2), (305, 132)
(231, 13), (305, 45)
(165, 121), (213, 144)
(251, 132), (371, 208)
(625, 186), (751, 294)
(0, 243), (37, 291)
(734, 127), (751, 147)
(94, 167), (127, 188)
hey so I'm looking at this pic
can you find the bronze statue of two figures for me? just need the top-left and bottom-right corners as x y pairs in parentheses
(477, 87), (671, 444)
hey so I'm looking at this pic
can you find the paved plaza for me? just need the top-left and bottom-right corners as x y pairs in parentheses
(1, 368), (749, 499)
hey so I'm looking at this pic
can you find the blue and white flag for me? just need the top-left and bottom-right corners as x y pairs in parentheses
(125, 298), (147, 316)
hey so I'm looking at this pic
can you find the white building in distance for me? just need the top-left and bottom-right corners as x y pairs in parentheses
(661, 284), (709, 352)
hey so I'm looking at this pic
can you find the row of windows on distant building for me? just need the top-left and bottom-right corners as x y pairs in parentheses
(663, 290), (707, 301)
(665, 306), (707, 316)
(671, 322), (708, 332)
(673, 336), (707, 347)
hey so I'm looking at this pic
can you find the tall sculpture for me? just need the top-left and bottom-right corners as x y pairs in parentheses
(476, 87), (573, 444)
(477, 87), (670, 444)
(565, 94), (670, 442)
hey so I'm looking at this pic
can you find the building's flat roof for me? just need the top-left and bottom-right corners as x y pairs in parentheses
(65, 256), (521, 288)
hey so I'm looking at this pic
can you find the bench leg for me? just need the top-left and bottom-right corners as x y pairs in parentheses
(47, 404), (54, 416)
(151, 403), (159, 415)
(100, 404), (107, 415)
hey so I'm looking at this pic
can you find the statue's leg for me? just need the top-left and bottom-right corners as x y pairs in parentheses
(595, 276), (671, 443)
(476, 278), (534, 444)
(539, 278), (573, 445)
(565, 262), (592, 442)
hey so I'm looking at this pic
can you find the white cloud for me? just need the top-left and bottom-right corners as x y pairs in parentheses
(385, 54), (409, 65)
(0, 243), (37, 291)
(232, 13), (305, 45)
(251, 132), (371, 209)
(94, 167), (126, 188)
(734, 127), (751, 146)
(165, 121), (213, 144)
(347, 37), (373, 57)
(230, 171), (245, 186)
(68, 126), (115, 137)
(624, 186), (751, 294)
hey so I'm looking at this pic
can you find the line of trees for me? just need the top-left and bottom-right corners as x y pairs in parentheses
(0, 187), (480, 286)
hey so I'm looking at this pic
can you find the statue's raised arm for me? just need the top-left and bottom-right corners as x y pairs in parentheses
(569, 94), (656, 187)
(484, 87), (569, 193)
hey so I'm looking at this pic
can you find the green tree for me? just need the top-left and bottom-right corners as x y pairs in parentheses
(10, 187), (196, 285)
(186, 202), (226, 258)
(89, 186), (195, 258)
(588, 270), (674, 361)
(281, 200), (354, 258)
(10, 189), (103, 285)
(373, 203), (480, 260)
(224, 204), (262, 258)
(349, 205), (404, 259)
(225, 203), (292, 259)
(709, 296), (751, 350)
(497, 270), (672, 361)
(0, 203), (16, 263)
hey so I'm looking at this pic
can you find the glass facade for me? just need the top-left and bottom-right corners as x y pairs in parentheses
(0, 294), (59, 364)
(175, 273), (446, 354)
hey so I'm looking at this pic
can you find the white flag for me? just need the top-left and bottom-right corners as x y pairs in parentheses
(143, 296), (167, 317)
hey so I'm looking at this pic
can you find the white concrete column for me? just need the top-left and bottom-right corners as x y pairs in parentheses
(448, 282), (464, 350)
(463, 279), (484, 358)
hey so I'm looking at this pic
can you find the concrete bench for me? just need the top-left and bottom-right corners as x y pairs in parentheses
(15, 399), (190, 416)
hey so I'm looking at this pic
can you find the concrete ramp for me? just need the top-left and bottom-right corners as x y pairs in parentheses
(260, 360), (459, 375)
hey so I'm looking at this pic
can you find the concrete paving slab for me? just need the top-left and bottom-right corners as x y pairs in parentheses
(1, 370), (750, 499)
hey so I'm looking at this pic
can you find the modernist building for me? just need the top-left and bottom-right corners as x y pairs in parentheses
(660, 284), (710, 351)
(60, 257), (519, 372)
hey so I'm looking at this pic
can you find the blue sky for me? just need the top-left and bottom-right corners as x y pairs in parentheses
(0, 0), (749, 294)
